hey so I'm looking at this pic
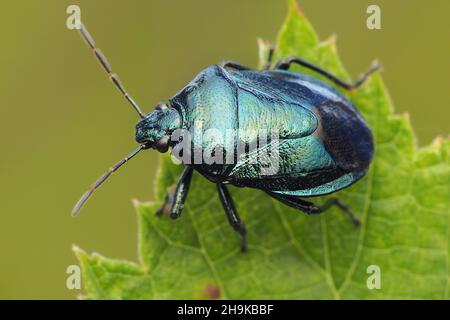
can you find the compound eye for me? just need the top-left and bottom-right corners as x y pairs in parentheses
(155, 102), (168, 111)
(155, 136), (170, 153)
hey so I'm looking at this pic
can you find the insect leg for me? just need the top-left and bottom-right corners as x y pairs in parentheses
(274, 57), (380, 90)
(157, 166), (193, 219)
(221, 61), (252, 71)
(155, 185), (175, 216)
(269, 192), (360, 227)
(217, 183), (247, 252)
(222, 43), (274, 71)
(263, 42), (275, 70)
(313, 198), (361, 227)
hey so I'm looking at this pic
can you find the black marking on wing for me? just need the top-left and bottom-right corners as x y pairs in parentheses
(315, 100), (374, 173)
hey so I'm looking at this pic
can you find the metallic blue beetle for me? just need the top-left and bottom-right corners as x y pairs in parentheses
(73, 23), (379, 252)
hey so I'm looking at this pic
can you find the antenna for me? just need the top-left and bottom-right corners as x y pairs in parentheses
(72, 145), (145, 216)
(78, 22), (146, 118)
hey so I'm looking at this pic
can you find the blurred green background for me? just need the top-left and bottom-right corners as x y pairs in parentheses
(0, 0), (449, 299)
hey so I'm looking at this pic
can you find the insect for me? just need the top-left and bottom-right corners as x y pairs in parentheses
(72, 22), (379, 252)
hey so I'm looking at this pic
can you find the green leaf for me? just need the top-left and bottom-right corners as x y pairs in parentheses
(75, 0), (450, 299)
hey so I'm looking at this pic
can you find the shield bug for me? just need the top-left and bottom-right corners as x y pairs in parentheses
(72, 22), (379, 252)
